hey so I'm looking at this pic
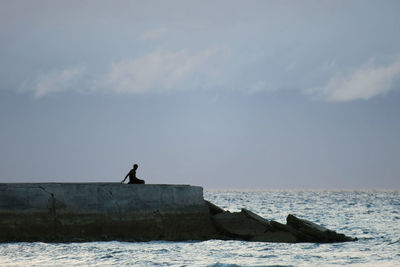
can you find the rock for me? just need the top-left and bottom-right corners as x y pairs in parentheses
(286, 214), (357, 242)
(250, 231), (297, 243)
(205, 200), (224, 215)
(241, 209), (271, 227)
(240, 209), (299, 242)
(211, 208), (300, 243)
(212, 209), (272, 240)
(209, 203), (357, 243)
(269, 220), (313, 242)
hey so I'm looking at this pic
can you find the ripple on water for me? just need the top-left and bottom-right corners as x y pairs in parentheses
(1, 190), (399, 266)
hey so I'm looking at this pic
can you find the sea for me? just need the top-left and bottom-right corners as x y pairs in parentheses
(0, 190), (399, 266)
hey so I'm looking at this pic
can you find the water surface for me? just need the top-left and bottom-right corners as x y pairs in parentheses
(1, 190), (399, 266)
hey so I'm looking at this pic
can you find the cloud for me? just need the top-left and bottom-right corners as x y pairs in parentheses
(137, 28), (169, 41)
(33, 66), (87, 98)
(308, 57), (400, 102)
(28, 50), (400, 103)
(24, 47), (231, 98)
(247, 80), (282, 94)
(104, 48), (227, 94)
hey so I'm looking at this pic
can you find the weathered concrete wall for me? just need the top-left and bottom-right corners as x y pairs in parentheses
(0, 183), (216, 242)
(0, 183), (206, 213)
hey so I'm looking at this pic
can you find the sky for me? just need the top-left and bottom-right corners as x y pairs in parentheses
(1, 0), (400, 189)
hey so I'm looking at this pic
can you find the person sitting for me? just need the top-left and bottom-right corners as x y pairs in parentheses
(121, 164), (145, 184)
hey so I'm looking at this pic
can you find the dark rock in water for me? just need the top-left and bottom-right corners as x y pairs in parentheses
(212, 209), (272, 240)
(209, 208), (356, 243)
(269, 220), (311, 242)
(205, 200), (224, 215)
(286, 214), (357, 242)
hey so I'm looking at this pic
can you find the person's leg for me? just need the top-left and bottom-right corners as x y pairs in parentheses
(133, 178), (145, 184)
(136, 178), (145, 184)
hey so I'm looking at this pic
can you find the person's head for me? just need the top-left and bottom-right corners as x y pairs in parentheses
(133, 164), (138, 170)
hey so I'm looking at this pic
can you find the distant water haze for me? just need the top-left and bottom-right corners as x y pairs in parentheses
(0, 0), (400, 189)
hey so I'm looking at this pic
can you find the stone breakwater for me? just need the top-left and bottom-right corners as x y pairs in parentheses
(0, 183), (356, 243)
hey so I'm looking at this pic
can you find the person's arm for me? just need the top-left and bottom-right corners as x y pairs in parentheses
(121, 171), (130, 183)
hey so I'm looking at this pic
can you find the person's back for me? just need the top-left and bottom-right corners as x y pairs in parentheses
(122, 164), (145, 184)
(128, 168), (145, 184)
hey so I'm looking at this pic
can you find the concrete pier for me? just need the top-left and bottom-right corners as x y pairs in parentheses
(0, 183), (216, 242)
(0, 183), (357, 243)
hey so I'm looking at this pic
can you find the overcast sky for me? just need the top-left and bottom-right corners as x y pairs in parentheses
(1, 0), (399, 189)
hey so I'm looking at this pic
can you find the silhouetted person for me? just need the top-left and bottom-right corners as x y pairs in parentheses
(121, 164), (145, 184)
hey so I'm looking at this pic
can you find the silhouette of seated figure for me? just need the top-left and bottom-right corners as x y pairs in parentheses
(121, 164), (145, 184)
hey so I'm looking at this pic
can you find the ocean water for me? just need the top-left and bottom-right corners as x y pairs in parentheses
(0, 190), (399, 266)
